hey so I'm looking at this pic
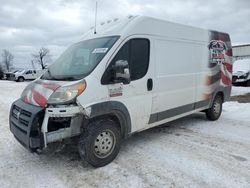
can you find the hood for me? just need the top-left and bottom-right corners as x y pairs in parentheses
(233, 71), (249, 77)
(15, 70), (25, 75)
(14, 72), (22, 76)
(21, 79), (66, 107)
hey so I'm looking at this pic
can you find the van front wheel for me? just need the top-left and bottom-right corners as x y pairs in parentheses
(206, 94), (223, 121)
(78, 119), (121, 167)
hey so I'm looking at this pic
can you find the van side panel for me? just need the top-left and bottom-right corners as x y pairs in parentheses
(149, 31), (232, 125)
(200, 31), (232, 103)
(151, 38), (200, 119)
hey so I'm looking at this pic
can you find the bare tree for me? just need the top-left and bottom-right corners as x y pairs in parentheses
(32, 48), (50, 69)
(1, 49), (14, 72)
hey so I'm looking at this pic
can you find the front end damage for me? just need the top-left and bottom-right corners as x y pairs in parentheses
(9, 99), (85, 150)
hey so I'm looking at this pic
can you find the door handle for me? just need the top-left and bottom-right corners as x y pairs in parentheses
(147, 78), (153, 91)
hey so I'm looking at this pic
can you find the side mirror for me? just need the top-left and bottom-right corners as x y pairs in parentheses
(112, 60), (131, 84)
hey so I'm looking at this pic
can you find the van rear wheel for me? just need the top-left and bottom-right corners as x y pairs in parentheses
(206, 94), (223, 121)
(78, 119), (121, 167)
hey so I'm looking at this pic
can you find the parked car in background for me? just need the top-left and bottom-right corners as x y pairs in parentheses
(0, 66), (4, 80)
(232, 59), (250, 86)
(4, 70), (22, 80)
(14, 69), (46, 82)
(0, 71), (4, 80)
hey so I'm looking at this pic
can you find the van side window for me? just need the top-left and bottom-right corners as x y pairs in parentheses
(101, 38), (150, 84)
(130, 39), (150, 80)
(112, 42), (129, 65)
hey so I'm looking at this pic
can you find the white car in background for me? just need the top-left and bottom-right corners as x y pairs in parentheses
(14, 69), (46, 82)
(232, 59), (250, 86)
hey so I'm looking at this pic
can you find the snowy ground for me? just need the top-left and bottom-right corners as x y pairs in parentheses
(0, 80), (250, 188)
(231, 86), (250, 96)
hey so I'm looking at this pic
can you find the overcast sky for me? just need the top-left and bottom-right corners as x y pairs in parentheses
(0, 0), (249, 69)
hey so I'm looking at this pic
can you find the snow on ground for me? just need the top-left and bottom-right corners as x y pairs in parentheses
(231, 86), (250, 96)
(0, 80), (250, 188)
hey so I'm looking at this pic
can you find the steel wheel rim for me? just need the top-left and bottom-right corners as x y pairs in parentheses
(213, 99), (221, 115)
(94, 130), (116, 158)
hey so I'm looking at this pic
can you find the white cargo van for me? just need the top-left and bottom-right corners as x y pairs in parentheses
(9, 16), (232, 167)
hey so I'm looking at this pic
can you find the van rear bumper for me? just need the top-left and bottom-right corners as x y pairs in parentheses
(9, 99), (45, 150)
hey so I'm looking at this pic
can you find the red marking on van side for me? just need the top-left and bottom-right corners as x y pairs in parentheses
(223, 63), (233, 73)
(221, 71), (231, 86)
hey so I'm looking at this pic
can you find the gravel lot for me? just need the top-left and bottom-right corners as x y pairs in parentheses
(0, 81), (250, 188)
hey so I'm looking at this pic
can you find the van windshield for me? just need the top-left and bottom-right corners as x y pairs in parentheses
(41, 36), (119, 81)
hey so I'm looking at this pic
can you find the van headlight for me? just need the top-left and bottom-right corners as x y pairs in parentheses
(48, 80), (86, 104)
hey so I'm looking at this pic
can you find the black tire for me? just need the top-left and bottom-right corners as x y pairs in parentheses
(17, 77), (24, 82)
(78, 119), (121, 167)
(206, 94), (223, 121)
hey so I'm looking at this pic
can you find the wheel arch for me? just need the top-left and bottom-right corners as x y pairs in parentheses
(86, 101), (132, 139)
(216, 91), (224, 102)
(210, 85), (231, 105)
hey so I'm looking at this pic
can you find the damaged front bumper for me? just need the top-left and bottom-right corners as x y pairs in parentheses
(9, 99), (84, 150)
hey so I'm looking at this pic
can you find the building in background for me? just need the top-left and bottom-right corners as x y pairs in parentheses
(232, 44), (250, 61)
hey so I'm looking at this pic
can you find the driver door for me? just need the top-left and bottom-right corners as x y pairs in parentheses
(102, 37), (154, 132)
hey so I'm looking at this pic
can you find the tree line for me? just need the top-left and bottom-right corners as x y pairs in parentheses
(0, 47), (51, 74)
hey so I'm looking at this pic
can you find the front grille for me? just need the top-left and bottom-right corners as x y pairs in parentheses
(22, 109), (32, 117)
(12, 120), (27, 135)
(19, 117), (29, 127)
(6, 74), (15, 80)
(11, 104), (32, 131)
(9, 99), (44, 149)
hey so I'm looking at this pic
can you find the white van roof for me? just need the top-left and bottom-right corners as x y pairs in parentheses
(82, 16), (210, 42)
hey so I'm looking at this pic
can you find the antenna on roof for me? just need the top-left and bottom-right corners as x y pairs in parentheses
(94, 1), (98, 34)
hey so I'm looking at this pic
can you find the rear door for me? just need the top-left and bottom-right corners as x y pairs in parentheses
(102, 37), (154, 132)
